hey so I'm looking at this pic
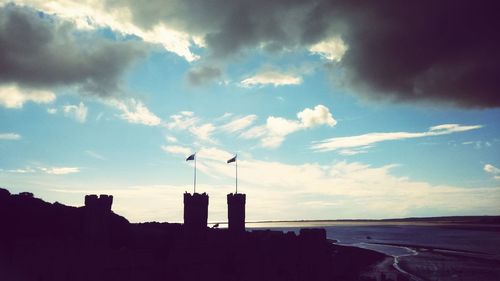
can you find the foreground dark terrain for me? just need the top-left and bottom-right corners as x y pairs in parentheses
(0, 188), (408, 281)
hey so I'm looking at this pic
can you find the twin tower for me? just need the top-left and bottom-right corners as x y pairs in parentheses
(184, 192), (246, 233)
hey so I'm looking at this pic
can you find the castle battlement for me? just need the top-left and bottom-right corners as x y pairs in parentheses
(84, 194), (113, 212)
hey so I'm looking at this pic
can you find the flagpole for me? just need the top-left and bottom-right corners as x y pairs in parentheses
(194, 154), (197, 194)
(235, 155), (238, 194)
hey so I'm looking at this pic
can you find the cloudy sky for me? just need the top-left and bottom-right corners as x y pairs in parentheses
(1, 1), (499, 222)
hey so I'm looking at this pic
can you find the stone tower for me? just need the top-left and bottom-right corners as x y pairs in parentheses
(227, 193), (246, 233)
(183, 192), (209, 233)
(84, 194), (113, 243)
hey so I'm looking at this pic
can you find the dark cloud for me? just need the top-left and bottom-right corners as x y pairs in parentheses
(187, 66), (222, 86)
(330, 1), (500, 108)
(7, 1), (498, 107)
(0, 4), (145, 97)
(106, 0), (499, 108)
(106, 0), (314, 58)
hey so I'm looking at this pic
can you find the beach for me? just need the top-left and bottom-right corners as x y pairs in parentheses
(397, 246), (500, 281)
(328, 242), (410, 281)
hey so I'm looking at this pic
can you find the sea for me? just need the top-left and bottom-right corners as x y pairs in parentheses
(246, 221), (500, 280)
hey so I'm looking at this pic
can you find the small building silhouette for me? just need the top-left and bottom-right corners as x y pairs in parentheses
(183, 192), (209, 233)
(227, 193), (246, 233)
(85, 194), (113, 212)
(84, 194), (113, 243)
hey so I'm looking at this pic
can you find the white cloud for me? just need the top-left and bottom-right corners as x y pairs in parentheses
(241, 105), (336, 148)
(6, 168), (36, 174)
(166, 111), (218, 143)
(338, 147), (370, 156)
(161, 145), (192, 156)
(165, 136), (178, 143)
(240, 125), (267, 139)
(484, 164), (500, 174)
(260, 117), (302, 148)
(241, 117), (302, 148)
(41, 167), (80, 175)
(220, 115), (257, 133)
(260, 135), (289, 149)
(190, 123), (216, 142)
(267, 116), (302, 136)
(110, 99), (161, 126)
(312, 124), (482, 152)
(484, 164), (500, 180)
(1, 166), (79, 175)
(0, 133), (21, 140)
(47, 108), (57, 114)
(309, 36), (348, 62)
(241, 71), (302, 87)
(161, 146), (500, 221)
(63, 102), (88, 123)
(38, 145), (500, 222)
(139, 24), (200, 62)
(297, 104), (337, 128)
(166, 111), (198, 130)
(217, 112), (233, 120)
(15, 0), (200, 61)
(428, 124), (482, 133)
(180, 111), (194, 117)
(197, 147), (233, 161)
(0, 84), (55, 108)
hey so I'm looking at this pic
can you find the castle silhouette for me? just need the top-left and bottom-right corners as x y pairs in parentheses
(183, 192), (246, 234)
(0, 188), (407, 281)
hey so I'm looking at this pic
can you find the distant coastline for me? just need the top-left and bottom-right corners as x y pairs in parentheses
(211, 215), (500, 226)
(248, 215), (500, 223)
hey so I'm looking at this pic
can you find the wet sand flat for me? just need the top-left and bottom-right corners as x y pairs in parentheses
(398, 248), (500, 281)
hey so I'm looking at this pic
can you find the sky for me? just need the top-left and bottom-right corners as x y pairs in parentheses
(1, 1), (499, 223)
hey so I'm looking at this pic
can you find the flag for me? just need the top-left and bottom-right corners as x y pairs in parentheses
(227, 155), (237, 163)
(186, 153), (195, 161)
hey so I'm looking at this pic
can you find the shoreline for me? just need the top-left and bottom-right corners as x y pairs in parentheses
(329, 242), (412, 281)
(240, 216), (500, 225)
(393, 254), (422, 281)
(360, 242), (500, 281)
